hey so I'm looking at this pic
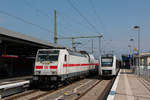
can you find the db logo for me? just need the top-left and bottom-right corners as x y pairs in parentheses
(44, 66), (48, 69)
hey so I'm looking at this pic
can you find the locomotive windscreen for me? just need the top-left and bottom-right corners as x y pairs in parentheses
(36, 50), (59, 62)
(101, 57), (113, 67)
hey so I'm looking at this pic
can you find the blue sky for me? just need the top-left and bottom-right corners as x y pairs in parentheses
(0, 0), (150, 57)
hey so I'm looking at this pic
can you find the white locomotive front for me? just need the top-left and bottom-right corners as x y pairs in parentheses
(100, 54), (120, 76)
(32, 49), (98, 87)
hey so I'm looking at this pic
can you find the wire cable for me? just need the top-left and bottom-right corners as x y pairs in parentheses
(23, 0), (65, 38)
(77, 39), (91, 49)
(58, 11), (94, 34)
(0, 10), (54, 33)
(23, 0), (50, 18)
(67, 0), (99, 33)
(89, 0), (106, 32)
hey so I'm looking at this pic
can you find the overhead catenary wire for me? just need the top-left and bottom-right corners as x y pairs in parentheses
(0, 10), (64, 39)
(23, 1), (68, 38)
(23, 0), (67, 38)
(77, 39), (92, 49)
(89, 0), (106, 33)
(24, 0), (74, 38)
(57, 11), (78, 34)
(0, 10), (54, 33)
(23, 0), (51, 18)
(58, 11), (96, 35)
(72, 0), (101, 33)
(67, 0), (100, 34)
(24, 0), (89, 38)
(58, 10), (94, 32)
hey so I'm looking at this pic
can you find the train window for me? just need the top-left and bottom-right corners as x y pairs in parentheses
(101, 57), (113, 67)
(37, 50), (59, 62)
(64, 55), (67, 62)
(37, 55), (58, 62)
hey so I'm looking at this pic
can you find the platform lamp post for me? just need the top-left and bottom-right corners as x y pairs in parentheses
(128, 45), (132, 68)
(133, 25), (140, 76)
(130, 38), (135, 72)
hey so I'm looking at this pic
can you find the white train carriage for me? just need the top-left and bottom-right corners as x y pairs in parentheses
(100, 54), (120, 76)
(33, 49), (98, 86)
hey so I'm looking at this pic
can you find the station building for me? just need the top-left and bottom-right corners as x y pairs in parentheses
(134, 52), (150, 67)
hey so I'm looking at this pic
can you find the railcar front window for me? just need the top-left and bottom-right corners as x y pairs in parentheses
(37, 55), (58, 62)
(101, 58), (113, 66)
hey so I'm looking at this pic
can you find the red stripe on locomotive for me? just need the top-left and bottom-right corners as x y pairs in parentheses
(50, 66), (57, 69)
(35, 66), (43, 69)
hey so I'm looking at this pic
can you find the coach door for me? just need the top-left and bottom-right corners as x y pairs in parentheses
(64, 54), (68, 75)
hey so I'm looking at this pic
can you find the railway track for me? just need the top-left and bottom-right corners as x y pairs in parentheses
(3, 78), (95, 100)
(74, 77), (115, 100)
(3, 76), (115, 100)
(4, 90), (41, 100)
(97, 77), (115, 100)
(34, 79), (98, 100)
(73, 79), (102, 100)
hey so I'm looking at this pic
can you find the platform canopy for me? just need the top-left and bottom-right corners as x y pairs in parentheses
(0, 27), (65, 56)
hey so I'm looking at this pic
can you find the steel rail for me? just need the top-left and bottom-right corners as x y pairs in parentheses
(73, 77), (115, 100)
(73, 80), (102, 100)
(4, 90), (39, 100)
(98, 77), (115, 100)
(27, 78), (89, 100)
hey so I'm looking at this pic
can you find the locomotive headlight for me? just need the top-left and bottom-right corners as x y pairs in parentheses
(35, 71), (41, 75)
(52, 71), (57, 75)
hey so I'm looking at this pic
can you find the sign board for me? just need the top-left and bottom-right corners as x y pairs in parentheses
(134, 48), (137, 51)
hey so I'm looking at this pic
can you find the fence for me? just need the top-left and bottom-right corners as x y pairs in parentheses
(132, 66), (150, 82)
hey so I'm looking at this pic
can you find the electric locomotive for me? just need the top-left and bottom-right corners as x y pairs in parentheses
(32, 49), (98, 87)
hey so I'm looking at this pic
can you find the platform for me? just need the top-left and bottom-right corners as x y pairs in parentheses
(0, 75), (32, 86)
(0, 76), (32, 99)
(107, 69), (150, 100)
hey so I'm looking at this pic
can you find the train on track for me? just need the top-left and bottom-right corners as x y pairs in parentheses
(32, 49), (99, 88)
(100, 54), (120, 76)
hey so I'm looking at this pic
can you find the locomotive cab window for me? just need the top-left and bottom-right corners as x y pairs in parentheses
(36, 50), (59, 62)
(64, 55), (67, 62)
(101, 57), (113, 67)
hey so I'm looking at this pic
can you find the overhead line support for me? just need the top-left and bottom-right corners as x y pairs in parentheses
(54, 9), (57, 44)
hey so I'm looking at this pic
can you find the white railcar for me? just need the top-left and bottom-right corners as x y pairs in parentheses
(100, 54), (120, 76)
(33, 49), (98, 86)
